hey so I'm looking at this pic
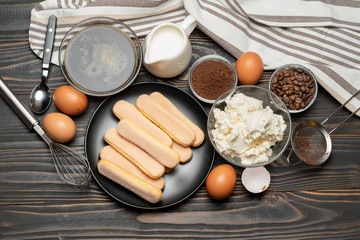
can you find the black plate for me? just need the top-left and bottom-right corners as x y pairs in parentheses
(85, 82), (214, 209)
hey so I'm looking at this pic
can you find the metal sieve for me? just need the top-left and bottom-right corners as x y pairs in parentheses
(287, 89), (360, 165)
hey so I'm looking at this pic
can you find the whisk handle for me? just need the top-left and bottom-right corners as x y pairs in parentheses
(0, 77), (39, 130)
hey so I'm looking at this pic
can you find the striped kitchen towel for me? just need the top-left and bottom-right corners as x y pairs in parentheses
(29, 0), (187, 65)
(29, 0), (360, 116)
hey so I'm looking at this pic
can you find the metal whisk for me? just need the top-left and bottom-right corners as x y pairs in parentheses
(0, 77), (91, 186)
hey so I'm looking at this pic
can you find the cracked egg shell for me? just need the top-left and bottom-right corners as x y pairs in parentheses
(241, 166), (270, 193)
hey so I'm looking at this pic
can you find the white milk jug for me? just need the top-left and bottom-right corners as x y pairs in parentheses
(143, 15), (197, 78)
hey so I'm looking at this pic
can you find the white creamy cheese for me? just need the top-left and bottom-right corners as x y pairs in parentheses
(212, 93), (287, 165)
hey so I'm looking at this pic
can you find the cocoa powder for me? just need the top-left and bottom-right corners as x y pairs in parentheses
(191, 60), (235, 100)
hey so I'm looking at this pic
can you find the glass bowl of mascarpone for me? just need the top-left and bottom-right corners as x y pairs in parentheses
(207, 85), (291, 168)
(59, 17), (142, 97)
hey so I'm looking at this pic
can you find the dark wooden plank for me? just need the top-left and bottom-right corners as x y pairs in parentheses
(0, 1), (39, 42)
(0, 2), (359, 239)
(0, 190), (359, 239)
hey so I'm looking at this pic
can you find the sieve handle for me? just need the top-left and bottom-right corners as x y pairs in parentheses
(322, 89), (360, 134)
(0, 77), (40, 130)
(328, 106), (360, 134)
(286, 149), (302, 166)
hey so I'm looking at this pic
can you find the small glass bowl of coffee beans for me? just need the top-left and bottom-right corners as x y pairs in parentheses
(189, 55), (238, 104)
(269, 64), (318, 113)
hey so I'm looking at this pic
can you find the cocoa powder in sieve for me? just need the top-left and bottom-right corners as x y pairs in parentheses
(191, 60), (235, 100)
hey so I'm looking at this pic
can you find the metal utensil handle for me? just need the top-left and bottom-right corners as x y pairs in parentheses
(42, 15), (57, 78)
(286, 149), (302, 166)
(0, 77), (39, 130)
(328, 106), (360, 134)
(321, 89), (360, 134)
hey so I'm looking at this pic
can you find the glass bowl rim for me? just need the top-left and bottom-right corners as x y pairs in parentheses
(58, 16), (143, 97)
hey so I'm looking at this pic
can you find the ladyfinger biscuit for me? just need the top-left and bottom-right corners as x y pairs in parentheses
(150, 92), (205, 147)
(136, 94), (195, 147)
(171, 142), (193, 164)
(112, 100), (172, 147)
(98, 159), (162, 204)
(104, 128), (165, 179)
(100, 145), (165, 190)
(165, 167), (174, 173)
(118, 119), (180, 169)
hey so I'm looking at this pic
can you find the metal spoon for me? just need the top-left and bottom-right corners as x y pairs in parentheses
(30, 15), (57, 114)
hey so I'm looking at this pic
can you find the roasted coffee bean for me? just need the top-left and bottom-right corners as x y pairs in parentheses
(283, 95), (290, 103)
(278, 71), (284, 80)
(289, 95), (296, 101)
(285, 78), (292, 84)
(271, 66), (316, 111)
(296, 75), (304, 81)
(282, 85), (289, 91)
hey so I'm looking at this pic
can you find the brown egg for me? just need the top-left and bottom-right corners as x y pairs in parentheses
(235, 52), (264, 85)
(53, 85), (88, 116)
(206, 164), (237, 200)
(43, 113), (76, 143)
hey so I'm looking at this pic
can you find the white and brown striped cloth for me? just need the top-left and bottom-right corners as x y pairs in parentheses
(29, 0), (360, 116)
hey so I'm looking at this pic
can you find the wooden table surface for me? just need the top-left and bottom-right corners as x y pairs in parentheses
(1, 2), (359, 239)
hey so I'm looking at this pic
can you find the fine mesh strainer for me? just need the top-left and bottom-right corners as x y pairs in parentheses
(287, 90), (360, 165)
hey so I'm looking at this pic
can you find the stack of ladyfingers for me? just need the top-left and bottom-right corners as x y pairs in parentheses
(98, 92), (205, 204)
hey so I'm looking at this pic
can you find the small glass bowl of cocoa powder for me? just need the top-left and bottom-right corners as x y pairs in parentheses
(269, 64), (318, 113)
(189, 55), (238, 104)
